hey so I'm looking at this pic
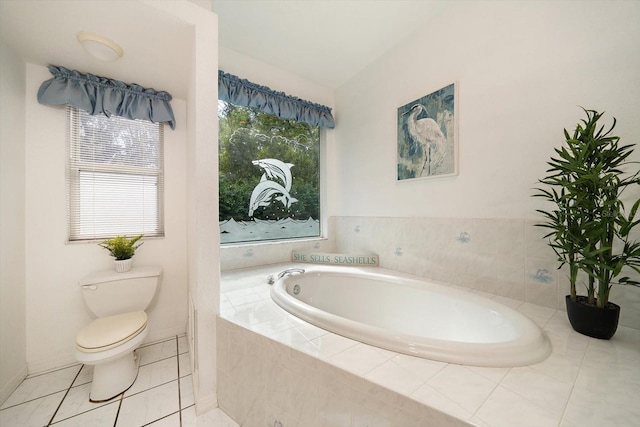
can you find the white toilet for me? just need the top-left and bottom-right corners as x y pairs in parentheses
(76, 265), (162, 402)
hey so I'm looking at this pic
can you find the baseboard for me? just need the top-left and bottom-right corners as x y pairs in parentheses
(195, 392), (218, 416)
(145, 325), (187, 344)
(25, 325), (186, 379)
(27, 353), (78, 377)
(190, 365), (219, 416)
(1, 363), (28, 406)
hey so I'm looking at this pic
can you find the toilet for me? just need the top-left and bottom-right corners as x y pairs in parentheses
(76, 265), (162, 402)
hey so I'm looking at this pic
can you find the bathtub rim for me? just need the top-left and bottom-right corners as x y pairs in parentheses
(270, 264), (551, 368)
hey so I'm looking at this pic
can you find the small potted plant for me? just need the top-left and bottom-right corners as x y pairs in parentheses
(99, 234), (144, 272)
(534, 108), (640, 339)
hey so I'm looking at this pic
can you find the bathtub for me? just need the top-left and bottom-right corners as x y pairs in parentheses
(270, 265), (551, 367)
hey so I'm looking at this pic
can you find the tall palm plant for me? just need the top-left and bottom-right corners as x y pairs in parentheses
(534, 108), (640, 308)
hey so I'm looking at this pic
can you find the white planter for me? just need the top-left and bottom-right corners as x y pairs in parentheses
(114, 258), (133, 273)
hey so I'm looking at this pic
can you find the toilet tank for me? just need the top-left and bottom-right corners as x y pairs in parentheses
(79, 266), (162, 318)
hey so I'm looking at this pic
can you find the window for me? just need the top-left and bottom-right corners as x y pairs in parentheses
(67, 107), (164, 241)
(218, 101), (320, 244)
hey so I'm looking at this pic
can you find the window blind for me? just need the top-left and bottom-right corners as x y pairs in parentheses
(67, 106), (164, 241)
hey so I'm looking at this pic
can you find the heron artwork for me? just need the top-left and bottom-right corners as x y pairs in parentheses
(397, 83), (455, 180)
(404, 104), (446, 176)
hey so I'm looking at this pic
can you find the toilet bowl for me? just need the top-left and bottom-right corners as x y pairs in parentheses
(76, 311), (149, 401)
(76, 266), (161, 402)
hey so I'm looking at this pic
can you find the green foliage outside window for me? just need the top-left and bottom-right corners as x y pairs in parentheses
(218, 101), (320, 243)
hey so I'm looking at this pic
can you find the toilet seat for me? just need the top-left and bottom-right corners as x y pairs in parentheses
(77, 311), (147, 353)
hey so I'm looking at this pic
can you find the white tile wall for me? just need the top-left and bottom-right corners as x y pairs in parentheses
(332, 216), (640, 330)
(219, 236), (334, 271)
(218, 317), (466, 427)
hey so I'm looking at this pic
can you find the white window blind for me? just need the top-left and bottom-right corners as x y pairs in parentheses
(67, 106), (164, 241)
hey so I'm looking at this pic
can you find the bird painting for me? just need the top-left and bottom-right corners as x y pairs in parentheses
(404, 104), (446, 176)
(397, 83), (455, 180)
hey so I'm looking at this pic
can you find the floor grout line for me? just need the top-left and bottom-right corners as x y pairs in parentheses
(0, 389), (65, 412)
(139, 354), (178, 368)
(1, 335), (212, 427)
(176, 335), (183, 427)
(113, 393), (123, 427)
(46, 365), (82, 426)
(48, 397), (121, 426)
(122, 378), (179, 402)
(23, 364), (84, 380)
(140, 410), (181, 427)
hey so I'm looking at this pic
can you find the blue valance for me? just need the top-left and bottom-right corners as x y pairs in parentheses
(218, 70), (335, 129)
(37, 65), (176, 130)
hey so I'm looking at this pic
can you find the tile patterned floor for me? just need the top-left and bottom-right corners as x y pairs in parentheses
(0, 335), (238, 427)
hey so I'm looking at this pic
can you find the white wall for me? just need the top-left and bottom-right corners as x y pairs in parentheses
(218, 47), (338, 270)
(185, 9), (219, 415)
(143, 0), (221, 413)
(331, 1), (640, 328)
(0, 43), (27, 404)
(0, 0), (219, 412)
(334, 1), (640, 219)
(23, 64), (189, 373)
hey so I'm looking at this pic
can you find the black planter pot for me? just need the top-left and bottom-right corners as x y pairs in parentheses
(565, 295), (620, 340)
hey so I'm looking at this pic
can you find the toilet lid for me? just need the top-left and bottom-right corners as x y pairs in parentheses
(77, 311), (147, 351)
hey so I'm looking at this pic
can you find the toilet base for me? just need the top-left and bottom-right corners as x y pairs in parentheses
(76, 323), (149, 402)
(89, 349), (140, 402)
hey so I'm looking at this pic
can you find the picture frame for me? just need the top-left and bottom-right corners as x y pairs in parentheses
(397, 83), (457, 181)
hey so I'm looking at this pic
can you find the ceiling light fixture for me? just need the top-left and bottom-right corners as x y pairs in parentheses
(77, 31), (123, 62)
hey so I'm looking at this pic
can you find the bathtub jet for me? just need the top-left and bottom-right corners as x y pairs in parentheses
(271, 265), (551, 368)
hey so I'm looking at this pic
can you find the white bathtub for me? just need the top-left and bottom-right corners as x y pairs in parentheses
(270, 265), (551, 367)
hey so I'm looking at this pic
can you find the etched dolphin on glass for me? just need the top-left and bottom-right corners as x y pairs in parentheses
(251, 158), (294, 191)
(248, 179), (298, 217)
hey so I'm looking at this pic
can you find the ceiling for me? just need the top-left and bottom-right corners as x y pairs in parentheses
(212, 0), (453, 89)
(1, 1), (453, 97)
(0, 1), (194, 99)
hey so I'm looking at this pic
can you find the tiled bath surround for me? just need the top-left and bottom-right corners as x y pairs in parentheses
(217, 318), (467, 427)
(220, 237), (335, 271)
(219, 264), (640, 426)
(220, 216), (640, 330)
(330, 216), (640, 331)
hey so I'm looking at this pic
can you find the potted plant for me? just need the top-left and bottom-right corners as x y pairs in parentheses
(99, 234), (144, 273)
(534, 108), (640, 339)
